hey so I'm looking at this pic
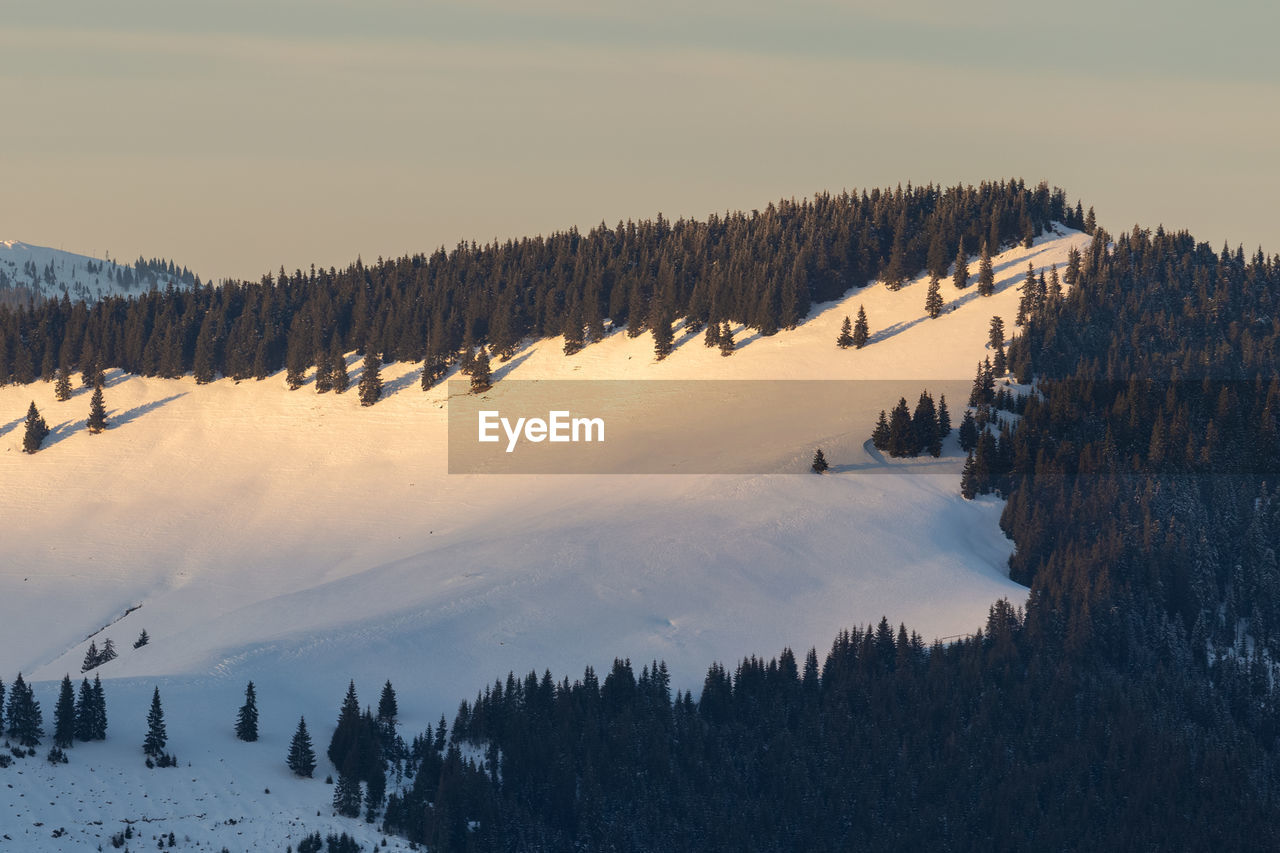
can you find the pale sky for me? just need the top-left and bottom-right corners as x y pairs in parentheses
(3, 0), (1277, 282)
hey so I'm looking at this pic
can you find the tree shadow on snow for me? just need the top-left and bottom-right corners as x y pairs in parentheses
(44, 417), (89, 448)
(867, 315), (928, 345)
(109, 393), (188, 430)
(0, 412), (25, 439)
(491, 349), (535, 384)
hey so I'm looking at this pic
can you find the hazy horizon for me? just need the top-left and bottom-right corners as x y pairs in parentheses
(4, 0), (1277, 282)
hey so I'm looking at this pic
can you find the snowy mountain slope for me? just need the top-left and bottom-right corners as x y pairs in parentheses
(0, 240), (193, 303)
(0, 225), (1090, 850)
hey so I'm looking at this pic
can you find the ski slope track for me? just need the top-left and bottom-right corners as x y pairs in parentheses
(0, 226), (1090, 850)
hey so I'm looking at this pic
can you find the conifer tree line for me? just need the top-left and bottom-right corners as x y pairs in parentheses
(359, 603), (1280, 851)
(0, 672), (107, 751)
(0, 181), (1082, 388)
(871, 391), (951, 457)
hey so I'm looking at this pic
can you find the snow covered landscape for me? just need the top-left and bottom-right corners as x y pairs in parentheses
(0, 226), (1089, 850)
(0, 241), (193, 305)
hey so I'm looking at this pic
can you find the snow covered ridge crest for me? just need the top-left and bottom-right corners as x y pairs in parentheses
(0, 240), (199, 304)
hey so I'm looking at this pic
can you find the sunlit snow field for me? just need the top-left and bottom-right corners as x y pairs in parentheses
(0, 226), (1088, 850)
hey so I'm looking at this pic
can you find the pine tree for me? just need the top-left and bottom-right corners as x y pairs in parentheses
(882, 213), (909, 291)
(852, 306), (869, 349)
(377, 681), (398, 725)
(912, 391), (940, 457)
(968, 359), (994, 407)
(143, 686), (166, 758)
(133, 629), (149, 649)
(98, 638), (117, 664)
(236, 681), (259, 742)
(333, 770), (362, 818)
(977, 241), (995, 296)
(328, 681), (362, 768)
(314, 350), (333, 393)
(887, 398), (915, 458)
(87, 384), (108, 434)
(6, 674), (43, 747)
(703, 319), (720, 349)
(718, 321), (735, 357)
(22, 401), (50, 453)
(288, 716), (317, 777)
(925, 273), (944, 319)
(836, 316), (855, 348)
(961, 451), (977, 499)
(54, 367), (72, 401)
(651, 311), (674, 361)
(54, 675), (76, 749)
(420, 351), (445, 391)
(811, 448), (829, 474)
(872, 410), (890, 451)
(91, 675), (107, 740)
(331, 346), (350, 394)
(81, 641), (100, 673)
(469, 347), (492, 393)
(989, 316), (1007, 375)
(358, 349), (383, 406)
(952, 239), (969, 289)
(958, 410), (978, 452)
(988, 316), (1005, 351)
(937, 395), (952, 438)
(75, 678), (94, 742)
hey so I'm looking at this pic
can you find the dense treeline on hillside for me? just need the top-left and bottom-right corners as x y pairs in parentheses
(0, 180), (1081, 385)
(367, 218), (1280, 851)
(989, 227), (1280, 682)
(368, 604), (1277, 851)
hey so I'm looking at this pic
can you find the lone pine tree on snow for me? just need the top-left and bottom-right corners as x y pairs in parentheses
(925, 273), (944, 319)
(236, 681), (259, 742)
(23, 401), (50, 453)
(143, 686), (166, 758)
(977, 241), (995, 296)
(88, 384), (108, 433)
(811, 449), (829, 473)
(288, 716), (317, 777)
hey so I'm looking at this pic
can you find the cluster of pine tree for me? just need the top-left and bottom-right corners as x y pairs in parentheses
(0, 181), (1080, 389)
(835, 306), (869, 349)
(326, 681), (401, 821)
(81, 638), (118, 671)
(871, 391), (950, 457)
(365, 598), (1275, 852)
(0, 672), (107, 752)
(19, 374), (108, 454)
